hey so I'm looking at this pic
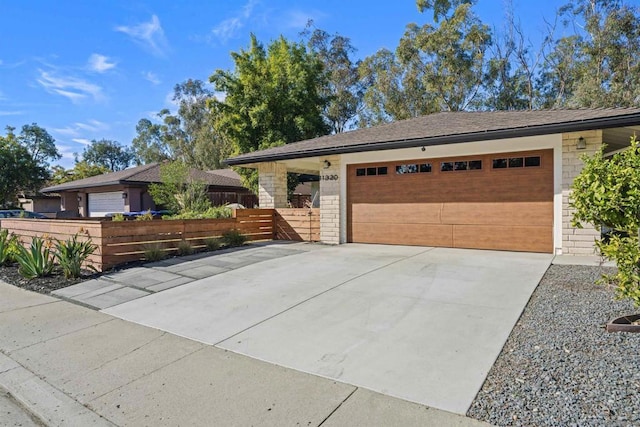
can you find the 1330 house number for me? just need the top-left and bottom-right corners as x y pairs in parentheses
(321, 174), (339, 181)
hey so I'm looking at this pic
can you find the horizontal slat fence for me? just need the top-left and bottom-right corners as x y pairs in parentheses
(275, 208), (320, 242)
(1, 209), (275, 272)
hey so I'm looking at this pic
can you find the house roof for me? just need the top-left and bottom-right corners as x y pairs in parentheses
(226, 108), (640, 165)
(41, 163), (247, 193)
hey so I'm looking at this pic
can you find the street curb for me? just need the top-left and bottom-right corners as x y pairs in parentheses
(0, 353), (115, 426)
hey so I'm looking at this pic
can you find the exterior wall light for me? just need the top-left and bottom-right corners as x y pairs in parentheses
(576, 136), (587, 150)
(323, 160), (332, 169)
(122, 192), (128, 199)
(77, 195), (82, 202)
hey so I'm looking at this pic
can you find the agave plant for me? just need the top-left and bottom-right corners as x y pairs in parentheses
(14, 236), (56, 279)
(54, 234), (98, 278)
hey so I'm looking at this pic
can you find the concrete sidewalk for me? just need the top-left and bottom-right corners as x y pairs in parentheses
(0, 281), (489, 426)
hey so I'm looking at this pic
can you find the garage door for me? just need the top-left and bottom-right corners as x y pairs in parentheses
(88, 192), (125, 217)
(347, 149), (553, 253)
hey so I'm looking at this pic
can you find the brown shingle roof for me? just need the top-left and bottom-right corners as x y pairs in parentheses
(226, 108), (640, 165)
(42, 163), (247, 193)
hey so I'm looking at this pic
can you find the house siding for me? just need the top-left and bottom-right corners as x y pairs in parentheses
(561, 131), (602, 255)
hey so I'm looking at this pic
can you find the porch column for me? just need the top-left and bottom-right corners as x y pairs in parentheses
(258, 162), (288, 208)
(320, 156), (341, 244)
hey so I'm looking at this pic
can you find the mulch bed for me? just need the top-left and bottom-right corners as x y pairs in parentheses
(0, 263), (98, 294)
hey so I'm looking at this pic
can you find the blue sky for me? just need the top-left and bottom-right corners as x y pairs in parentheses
(1, 0), (566, 168)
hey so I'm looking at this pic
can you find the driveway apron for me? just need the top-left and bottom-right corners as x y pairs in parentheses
(104, 243), (552, 415)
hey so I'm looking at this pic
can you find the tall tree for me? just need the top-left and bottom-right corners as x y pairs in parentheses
(16, 123), (61, 168)
(79, 139), (134, 171)
(210, 34), (330, 191)
(360, 1), (491, 123)
(0, 126), (52, 206)
(303, 26), (363, 133)
(131, 79), (231, 169)
(359, 48), (438, 125)
(540, 0), (640, 108)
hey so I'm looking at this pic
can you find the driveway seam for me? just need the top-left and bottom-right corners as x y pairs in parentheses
(213, 247), (435, 346)
(0, 300), (59, 315)
(318, 387), (358, 426)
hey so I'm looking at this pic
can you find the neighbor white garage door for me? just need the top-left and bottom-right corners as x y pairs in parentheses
(88, 192), (125, 217)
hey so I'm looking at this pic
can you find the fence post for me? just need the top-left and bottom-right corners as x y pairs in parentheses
(273, 209), (277, 241)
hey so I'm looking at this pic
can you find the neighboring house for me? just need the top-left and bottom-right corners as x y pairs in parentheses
(41, 163), (257, 217)
(18, 193), (61, 217)
(226, 108), (640, 255)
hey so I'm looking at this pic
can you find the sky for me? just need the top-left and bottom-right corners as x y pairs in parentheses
(1, 0), (568, 168)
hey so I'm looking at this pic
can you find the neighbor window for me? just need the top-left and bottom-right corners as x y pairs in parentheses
(419, 163), (432, 173)
(356, 168), (366, 176)
(509, 157), (524, 168)
(366, 167), (377, 176)
(377, 166), (388, 175)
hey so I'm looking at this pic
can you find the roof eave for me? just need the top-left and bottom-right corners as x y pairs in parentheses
(226, 113), (640, 165)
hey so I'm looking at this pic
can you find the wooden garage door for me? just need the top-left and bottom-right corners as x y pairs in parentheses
(347, 149), (553, 253)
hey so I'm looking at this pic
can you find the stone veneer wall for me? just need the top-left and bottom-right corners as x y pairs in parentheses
(320, 156), (341, 244)
(562, 131), (602, 255)
(257, 162), (288, 208)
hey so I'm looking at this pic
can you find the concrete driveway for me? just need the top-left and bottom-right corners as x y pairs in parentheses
(104, 243), (552, 415)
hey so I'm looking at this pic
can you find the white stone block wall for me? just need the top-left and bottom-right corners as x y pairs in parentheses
(562, 131), (602, 255)
(320, 156), (341, 244)
(258, 162), (288, 208)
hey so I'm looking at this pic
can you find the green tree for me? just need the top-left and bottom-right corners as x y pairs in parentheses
(50, 161), (110, 185)
(210, 34), (330, 191)
(303, 26), (363, 133)
(148, 161), (211, 214)
(131, 80), (231, 170)
(360, 2), (491, 124)
(79, 139), (133, 171)
(0, 124), (59, 203)
(541, 0), (640, 108)
(17, 123), (61, 168)
(0, 132), (34, 206)
(572, 136), (640, 306)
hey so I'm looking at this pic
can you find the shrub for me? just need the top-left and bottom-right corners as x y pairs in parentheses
(143, 243), (166, 262)
(111, 213), (125, 222)
(135, 210), (154, 221)
(571, 135), (640, 306)
(204, 237), (222, 251)
(177, 239), (194, 256)
(0, 229), (18, 266)
(164, 206), (232, 220)
(14, 236), (56, 279)
(54, 234), (98, 278)
(221, 229), (247, 247)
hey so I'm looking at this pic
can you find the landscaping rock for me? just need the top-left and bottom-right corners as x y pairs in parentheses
(468, 264), (640, 426)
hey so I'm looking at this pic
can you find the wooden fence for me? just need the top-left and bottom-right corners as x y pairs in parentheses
(275, 208), (320, 242)
(0, 209), (275, 272)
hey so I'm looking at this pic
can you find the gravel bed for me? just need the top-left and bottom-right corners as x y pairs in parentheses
(468, 264), (640, 426)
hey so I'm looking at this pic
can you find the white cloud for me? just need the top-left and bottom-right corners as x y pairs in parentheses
(0, 110), (24, 116)
(211, 0), (259, 43)
(142, 71), (161, 85)
(51, 120), (109, 139)
(72, 138), (92, 146)
(115, 15), (169, 57)
(87, 54), (116, 73)
(37, 70), (104, 103)
(74, 119), (108, 132)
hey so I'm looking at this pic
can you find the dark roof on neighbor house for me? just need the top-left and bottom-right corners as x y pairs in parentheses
(41, 163), (247, 193)
(226, 108), (640, 165)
